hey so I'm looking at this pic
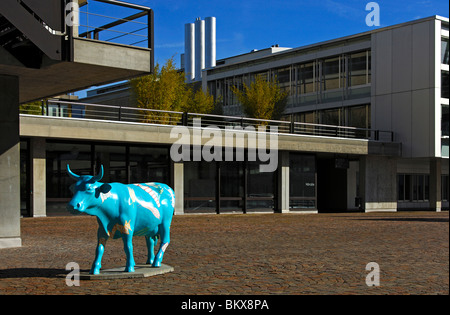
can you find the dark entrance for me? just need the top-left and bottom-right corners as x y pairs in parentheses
(317, 157), (348, 212)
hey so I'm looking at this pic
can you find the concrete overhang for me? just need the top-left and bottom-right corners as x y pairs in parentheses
(1, 37), (151, 104)
(19, 115), (402, 157)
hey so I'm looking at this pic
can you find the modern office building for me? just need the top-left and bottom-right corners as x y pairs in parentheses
(201, 15), (449, 211)
(15, 15), (449, 225)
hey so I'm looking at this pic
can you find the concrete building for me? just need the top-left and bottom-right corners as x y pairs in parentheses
(202, 15), (449, 212)
(9, 16), (450, 236)
(0, 0), (154, 248)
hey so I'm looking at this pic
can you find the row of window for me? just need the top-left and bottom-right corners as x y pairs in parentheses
(183, 154), (317, 213)
(209, 50), (371, 108)
(398, 174), (449, 202)
(292, 104), (371, 130)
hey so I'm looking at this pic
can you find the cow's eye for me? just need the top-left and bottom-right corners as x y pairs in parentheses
(86, 186), (95, 194)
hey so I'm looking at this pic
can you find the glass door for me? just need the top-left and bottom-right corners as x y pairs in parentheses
(219, 161), (244, 213)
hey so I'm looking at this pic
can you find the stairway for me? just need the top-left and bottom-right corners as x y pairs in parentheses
(0, 14), (43, 68)
(0, 0), (65, 69)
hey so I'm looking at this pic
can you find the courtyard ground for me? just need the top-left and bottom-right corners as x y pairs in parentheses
(0, 211), (448, 296)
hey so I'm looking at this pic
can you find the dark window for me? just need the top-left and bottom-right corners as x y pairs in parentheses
(349, 52), (368, 86)
(442, 175), (449, 201)
(322, 57), (341, 90)
(247, 161), (276, 212)
(398, 174), (405, 201)
(442, 38), (449, 65)
(129, 146), (169, 184)
(273, 67), (291, 95)
(184, 161), (217, 213)
(442, 105), (449, 137)
(298, 62), (315, 94)
(321, 108), (342, 126)
(95, 145), (127, 184)
(442, 71), (449, 99)
(290, 154), (316, 209)
(220, 161), (244, 212)
(398, 174), (430, 202)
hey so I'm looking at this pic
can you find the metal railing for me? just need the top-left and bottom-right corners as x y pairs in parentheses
(19, 99), (395, 142)
(76, 0), (153, 49)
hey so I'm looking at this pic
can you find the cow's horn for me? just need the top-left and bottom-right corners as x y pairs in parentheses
(91, 165), (104, 182)
(67, 164), (81, 181)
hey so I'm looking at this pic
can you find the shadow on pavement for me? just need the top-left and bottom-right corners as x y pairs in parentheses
(0, 268), (65, 279)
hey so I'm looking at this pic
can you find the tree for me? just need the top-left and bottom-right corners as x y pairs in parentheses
(129, 57), (216, 124)
(129, 57), (187, 124)
(183, 87), (215, 114)
(231, 75), (288, 123)
(19, 100), (44, 115)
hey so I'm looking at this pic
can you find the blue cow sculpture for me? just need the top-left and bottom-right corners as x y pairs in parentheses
(66, 165), (175, 274)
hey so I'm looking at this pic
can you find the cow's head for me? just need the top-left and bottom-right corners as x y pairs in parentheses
(66, 165), (111, 215)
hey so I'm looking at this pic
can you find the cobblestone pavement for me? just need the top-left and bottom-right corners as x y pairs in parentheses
(0, 211), (448, 295)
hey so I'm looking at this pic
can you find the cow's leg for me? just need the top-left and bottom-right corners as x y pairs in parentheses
(122, 234), (136, 272)
(145, 235), (157, 265)
(90, 230), (108, 275)
(153, 224), (170, 268)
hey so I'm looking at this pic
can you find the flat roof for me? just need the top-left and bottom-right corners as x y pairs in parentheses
(209, 15), (449, 71)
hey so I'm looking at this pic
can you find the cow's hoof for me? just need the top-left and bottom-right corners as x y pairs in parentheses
(125, 266), (135, 273)
(152, 261), (161, 268)
(90, 268), (100, 275)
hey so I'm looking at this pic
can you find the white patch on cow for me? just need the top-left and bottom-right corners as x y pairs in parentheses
(137, 199), (161, 220)
(168, 188), (175, 208)
(128, 187), (136, 203)
(134, 183), (161, 207)
(101, 191), (112, 203)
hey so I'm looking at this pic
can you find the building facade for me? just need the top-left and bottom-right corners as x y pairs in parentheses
(202, 15), (449, 211)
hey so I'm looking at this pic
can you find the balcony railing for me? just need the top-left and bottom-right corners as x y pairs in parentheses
(75, 0), (154, 49)
(19, 99), (395, 142)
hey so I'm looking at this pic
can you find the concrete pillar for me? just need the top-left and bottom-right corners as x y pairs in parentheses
(429, 158), (442, 212)
(277, 151), (289, 213)
(30, 138), (46, 217)
(359, 155), (397, 212)
(0, 75), (21, 248)
(172, 161), (184, 215)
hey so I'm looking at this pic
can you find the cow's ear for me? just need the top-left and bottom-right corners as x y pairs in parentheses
(98, 183), (112, 194)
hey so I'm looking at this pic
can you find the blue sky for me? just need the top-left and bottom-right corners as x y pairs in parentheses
(142, 0), (448, 66)
(77, 0), (448, 96)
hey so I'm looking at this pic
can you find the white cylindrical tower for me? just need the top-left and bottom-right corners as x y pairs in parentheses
(194, 17), (205, 81)
(184, 23), (195, 82)
(205, 17), (216, 69)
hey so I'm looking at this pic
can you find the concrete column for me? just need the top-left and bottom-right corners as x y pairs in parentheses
(277, 151), (289, 213)
(429, 158), (442, 212)
(172, 161), (184, 215)
(359, 155), (397, 212)
(30, 138), (46, 217)
(0, 75), (21, 248)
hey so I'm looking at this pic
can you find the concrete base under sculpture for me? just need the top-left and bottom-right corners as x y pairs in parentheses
(78, 264), (174, 280)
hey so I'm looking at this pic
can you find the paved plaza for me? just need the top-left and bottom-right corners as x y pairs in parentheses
(0, 211), (448, 295)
